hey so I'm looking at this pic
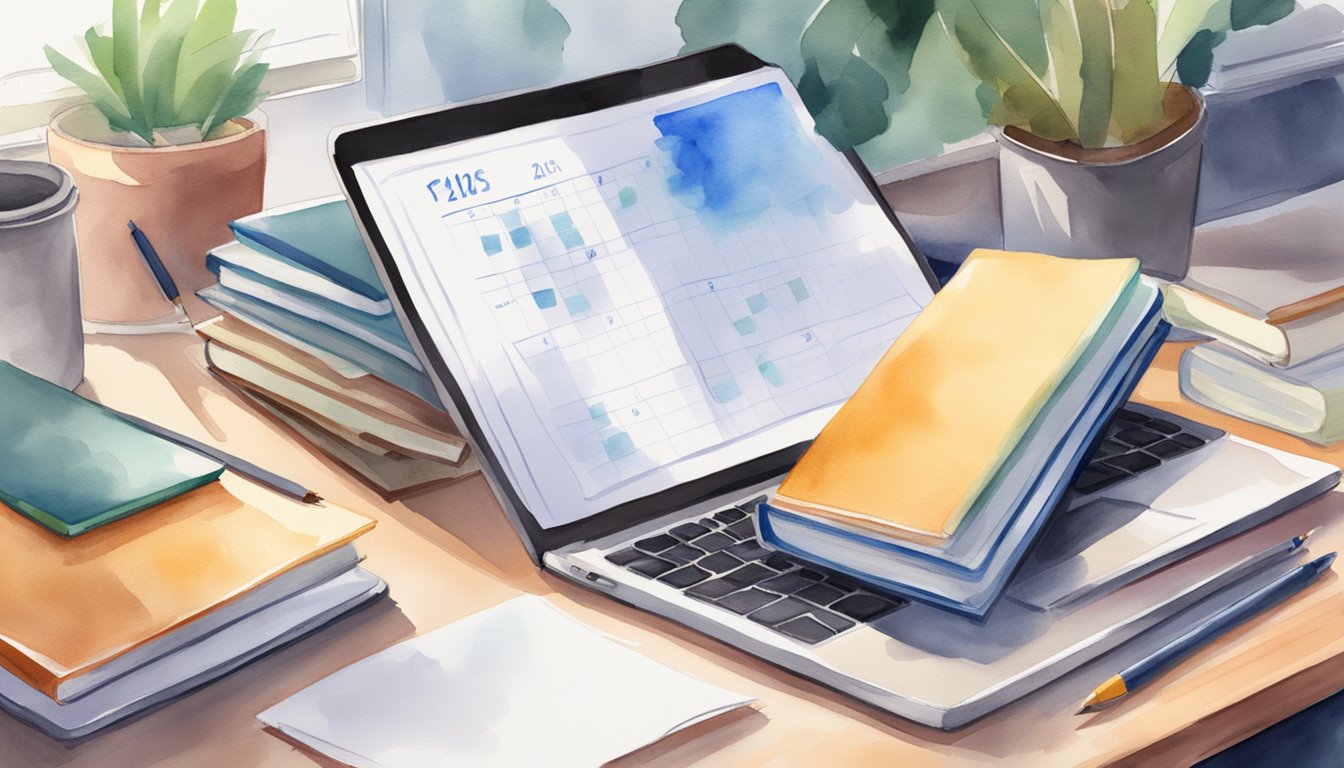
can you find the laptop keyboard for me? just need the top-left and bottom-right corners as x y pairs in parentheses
(1071, 405), (1224, 496)
(602, 405), (1221, 644)
(605, 500), (909, 644)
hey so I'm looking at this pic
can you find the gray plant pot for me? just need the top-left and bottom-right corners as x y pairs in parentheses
(995, 87), (1207, 281)
(0, 161), (82, 389)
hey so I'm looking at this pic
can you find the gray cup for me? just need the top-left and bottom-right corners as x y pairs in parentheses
(0, 161), (82, 389)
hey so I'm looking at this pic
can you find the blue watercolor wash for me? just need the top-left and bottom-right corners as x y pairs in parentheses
(480, 234), (502, 256)
(509, 227), (533, 248)
(788, 277), (810, 302)
(652, 82), (851, 231)
(604, 432), (636, 460)
(558, 228), (585, 249)
(588, 402), (611, 427)
(746, 293), (769, 314)
(758, 361), (784, 387)
(734, 317), (756, 336)
(550, 212), (574, 231)
(711, 380), (742, 403)
(501, 209), (523, 229)
(565, 293), (591, 315)
(619, 186), (638, 207)
(532, 289), (557, 309)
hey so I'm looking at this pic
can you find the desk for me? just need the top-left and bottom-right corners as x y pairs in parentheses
(5, 331), (1342, 768)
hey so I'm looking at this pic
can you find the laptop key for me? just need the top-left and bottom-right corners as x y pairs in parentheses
(1073, 465), (1127, 494)
(759, 572), (815, 595)
(823, 574), (861, 593)
(691, 531), (736, 552)
(685, 578), (740, 602)
(776, 615), (835, 644)
(658, 564), (711, 589)
(669, 522), (711, 541)
(748, 597), (812, 627)
(717, 588), (780, 615)
(661, 543), (705, 565)
(796, 568), (826, 582)
(726, 519), (757, 540)
(605, 547), (644, 566)
(1114, 428), (1163, 448)
(1146, 439), (1189, 459)
(764, 552), (799, 571)
(634, 534), (679, 554)
(832, 593), (903, 622)
(700, 552), (744, 573)
(726, 539), (772, 561)
(720, 563), (775, 588)
(810, 608), (856, 633)
(627, 556), (677, 579)
(698, 517), (721, 529)
(796, 583), (845, 607)
(714, 507), (747, 524)
(1105, 451), (1160, 474)
(1115, 409), (1148, 424)
(1147, 418), (1182, 435)
(1092, 438), (1128, 459)
(735, 496), (767, 515)
(1170, 432), (1206, 450)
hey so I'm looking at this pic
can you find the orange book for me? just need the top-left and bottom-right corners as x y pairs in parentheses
(770, 249), (1138, 544)
(0, 481), (374, 699)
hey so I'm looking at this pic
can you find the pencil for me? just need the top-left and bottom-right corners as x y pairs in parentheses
(1076, 545), (1334, 714)
(110, 408), (322, 504)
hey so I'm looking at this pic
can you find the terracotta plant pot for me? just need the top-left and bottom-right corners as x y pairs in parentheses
(46, 106), (266, 324)
(996, 85), (1206, 281)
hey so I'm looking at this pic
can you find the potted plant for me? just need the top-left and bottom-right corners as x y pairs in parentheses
(43, 0), (270, 325)
(934, 0), (1292, 280)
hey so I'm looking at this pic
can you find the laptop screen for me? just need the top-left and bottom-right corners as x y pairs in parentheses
(339, 49), (935, 540)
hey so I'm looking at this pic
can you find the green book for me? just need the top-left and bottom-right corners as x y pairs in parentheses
(0, 362), (225, 536)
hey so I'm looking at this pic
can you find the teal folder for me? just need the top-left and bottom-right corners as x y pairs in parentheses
(228, 199), (386, 303)
(0, 362), (225, 536)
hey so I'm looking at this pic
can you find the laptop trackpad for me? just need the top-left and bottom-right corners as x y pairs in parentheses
(1006, 498), (1200, 612)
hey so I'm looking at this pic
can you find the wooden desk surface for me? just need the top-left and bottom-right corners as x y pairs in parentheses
(8, 333), (1344, 768)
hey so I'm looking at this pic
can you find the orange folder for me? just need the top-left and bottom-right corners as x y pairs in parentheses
(0, 481), (374, 699)
(771, 249), (1138, 544)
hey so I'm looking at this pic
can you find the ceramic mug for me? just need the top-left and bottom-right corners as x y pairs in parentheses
(0, 160), (83, 390)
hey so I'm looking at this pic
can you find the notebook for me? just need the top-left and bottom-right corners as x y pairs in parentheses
(229, 196), (388, 306)
(770, 250), (1140, 544)
(0, 361), (224, 537)
(0, 481), (375, 699)
(207, 239), (392, 317)
(258, 595), (753, 767)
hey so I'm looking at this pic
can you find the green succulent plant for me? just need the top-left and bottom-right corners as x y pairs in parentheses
(43, 0), (271, 145)
(934, 0), (1295, 149)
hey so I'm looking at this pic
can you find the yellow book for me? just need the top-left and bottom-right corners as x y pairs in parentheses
(771, 249), (1138, 544)
(0, 482), (374, 700)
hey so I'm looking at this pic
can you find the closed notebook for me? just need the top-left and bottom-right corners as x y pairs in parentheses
(771, 250), (1138, 544)
(0, 362), (224, 537)
(0, 481), (375, 699)
(229, 196), (386, 304)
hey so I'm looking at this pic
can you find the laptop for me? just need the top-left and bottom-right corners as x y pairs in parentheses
(332, 46), (1340, 729)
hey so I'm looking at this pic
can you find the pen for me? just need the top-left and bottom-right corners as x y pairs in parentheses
(128, 220), (183, 312)
(109, 407), (322, 505)
(1076, 546), (1335, 714)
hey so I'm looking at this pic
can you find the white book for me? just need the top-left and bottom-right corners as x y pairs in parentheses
(0, 567), (386, 740)
(258, 595), (754, 768)
(208, 240), (393, 317)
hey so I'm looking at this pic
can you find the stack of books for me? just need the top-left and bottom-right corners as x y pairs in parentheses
(196, 197), (480, 499)
(1167, 244), (1344, 445)
(758, 250), (1169, 616)
(0, 362), (384, 740)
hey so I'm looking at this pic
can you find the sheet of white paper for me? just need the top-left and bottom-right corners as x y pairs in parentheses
(257, 595), (754, 768)
(352, 68), (934, 528)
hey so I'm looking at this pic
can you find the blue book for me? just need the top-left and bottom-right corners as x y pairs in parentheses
(0, 362), (224, 536)
(197, 285), (442, 407)
(228, 197), (388, 306)
(208, 260), (417, 366)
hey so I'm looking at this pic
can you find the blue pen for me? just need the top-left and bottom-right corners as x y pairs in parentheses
(1077, 545), (1336, 714)
(128, 219), (182, 310)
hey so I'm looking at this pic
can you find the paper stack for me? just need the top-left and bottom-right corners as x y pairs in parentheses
(0, 363), (384, 739)
(196, 197), (480, 499)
